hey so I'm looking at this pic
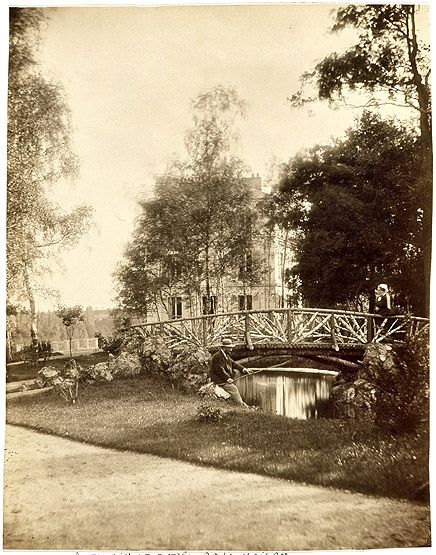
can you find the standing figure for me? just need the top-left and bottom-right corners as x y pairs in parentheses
(374, 283), (393, 316)
(374, 283), (396, 341)
(209, 338), (251, 406)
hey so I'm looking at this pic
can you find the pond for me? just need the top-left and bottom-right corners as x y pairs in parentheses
(236, 368), (338, 419)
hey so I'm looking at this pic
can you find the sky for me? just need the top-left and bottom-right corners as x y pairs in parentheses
(4, 1), (431, 311)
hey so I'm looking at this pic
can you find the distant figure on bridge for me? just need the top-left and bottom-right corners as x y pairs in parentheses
(209, 338), (252, 407)
(374, 283), (393, 316)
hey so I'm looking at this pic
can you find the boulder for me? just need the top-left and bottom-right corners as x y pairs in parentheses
(141, 336), (173, 373)
(331, 343), (396, 420)
(111, 352), (142, 377)
(360, 343), (395, 382)
(36, 366), (59, 387)
(86, 362), (114, 382)
(169, 345), (211, 391)
(198, 382), (230, 399)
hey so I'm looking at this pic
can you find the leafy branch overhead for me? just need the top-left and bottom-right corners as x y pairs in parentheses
(290, 5), (431, 115)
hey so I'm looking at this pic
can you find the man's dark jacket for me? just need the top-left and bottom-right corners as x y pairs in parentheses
(209, 349), (245, 385)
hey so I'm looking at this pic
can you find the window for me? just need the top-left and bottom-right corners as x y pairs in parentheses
(202, 296), (217, 314)
(238, 294), (253, 311)
(169, 296), (182, 319)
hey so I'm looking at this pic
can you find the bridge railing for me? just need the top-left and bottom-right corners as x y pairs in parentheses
(131, 308), (429, 350)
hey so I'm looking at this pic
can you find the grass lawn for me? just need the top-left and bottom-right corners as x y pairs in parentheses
(6, 374), (429, 502)
(6, 351), (109, 383)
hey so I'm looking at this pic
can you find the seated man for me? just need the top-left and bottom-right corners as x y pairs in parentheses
(209, 338), (251, 406)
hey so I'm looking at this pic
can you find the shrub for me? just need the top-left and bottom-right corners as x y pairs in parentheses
(19, 343), (39, 366)
(95, 332), (108, 349)
(103, 337), (123, 356)
(38, 341), (53, 365)
(196, 402), (223, 423)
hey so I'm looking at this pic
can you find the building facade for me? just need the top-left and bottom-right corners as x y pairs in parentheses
(144, 175), (296, 322)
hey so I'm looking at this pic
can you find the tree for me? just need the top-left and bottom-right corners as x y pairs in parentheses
(8, 8), (93, 338)
(268, 112), (424, 313)
(290, 4), (431, 314)
(182, 85), (253, 310)
(56, 305), (84, 358)
(116, 86), (263, 317)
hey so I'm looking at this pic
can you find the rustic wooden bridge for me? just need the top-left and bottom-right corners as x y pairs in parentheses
(132, 308), (429, 355)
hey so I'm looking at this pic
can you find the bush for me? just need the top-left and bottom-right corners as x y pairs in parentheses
(372, 328), (429, 434)
(14, 340), (52, 366)
(95, 332), (108, 349)
(19, 343), (39, 366)
(103, 337), (123, 356)
(38, 341), (53, 364)
(196, 402), (223, 423)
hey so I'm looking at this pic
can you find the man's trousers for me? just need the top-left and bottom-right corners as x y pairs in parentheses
(221, 382), (247, 406)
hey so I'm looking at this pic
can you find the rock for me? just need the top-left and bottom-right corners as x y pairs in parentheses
(111, 352), (142, 377)
(86, 362), (114, 381)
(141, 336), (173, 373)
(198, 382), (230, 399)
(360, 343), (396, 382)
(331, 343), (403, 421)
(36, 366), (60, 387)
(169, 345), (211, 391)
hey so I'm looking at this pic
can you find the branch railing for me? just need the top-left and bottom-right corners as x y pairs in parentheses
(131, 308), (429, 350)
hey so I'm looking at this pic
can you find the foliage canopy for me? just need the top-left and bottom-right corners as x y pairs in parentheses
(265, 112), (424, 313)
(8, 8), (93, 338)
(116, 86), (263, 318)
(290, 4), (431, 314)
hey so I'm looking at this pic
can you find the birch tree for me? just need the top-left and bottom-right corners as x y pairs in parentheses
(116, 86), (263, 316)
(8, 8), (93, 340)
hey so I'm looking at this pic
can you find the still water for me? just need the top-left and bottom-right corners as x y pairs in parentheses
(237, 368), (338, 419)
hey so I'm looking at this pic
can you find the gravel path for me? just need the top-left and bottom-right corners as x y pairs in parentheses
(4, 424), (431, 551)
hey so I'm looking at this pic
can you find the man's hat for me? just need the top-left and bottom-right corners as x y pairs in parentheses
(221, 338), (235, 348)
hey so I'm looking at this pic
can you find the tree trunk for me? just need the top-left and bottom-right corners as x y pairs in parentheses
(6, 328), (12, 362)
(281, 228), (290, 308)
(407, 6), (432, 316)
(23, 265), (38, 342)
(67, 329), (74, 358)
(368, 265), (376, 313)
(204, 242), (211, 314)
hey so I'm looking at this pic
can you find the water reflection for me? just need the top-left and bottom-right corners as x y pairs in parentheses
(237, 369), (337, 419)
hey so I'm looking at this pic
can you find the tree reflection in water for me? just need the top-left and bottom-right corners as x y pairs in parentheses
(237, 369), (338, 419)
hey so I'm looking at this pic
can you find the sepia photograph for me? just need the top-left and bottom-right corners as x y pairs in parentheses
(4, 0), (432, 551)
